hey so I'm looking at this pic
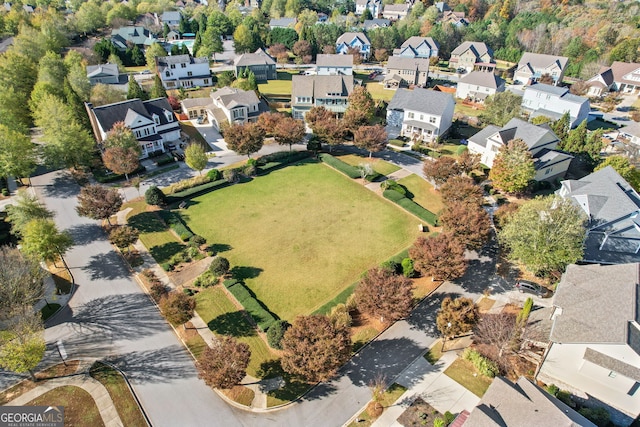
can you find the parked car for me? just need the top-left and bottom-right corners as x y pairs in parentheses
(166, 143), (176, 150)
(515, 280), (547, 297)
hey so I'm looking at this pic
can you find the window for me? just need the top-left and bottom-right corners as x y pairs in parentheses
(609, 371), (617, 378)
(408, 112), (414, 119)
(545, 168), (551, 175)
(153, 114), (160, 125)
(187, 71), (193, 77)
(429, 116), (436, 124)
(181, 63), (186, 68)
(204, 79), (209, 85)
(420, 115), (424, 120)
(166, 71), (170, 77)
(170, 64), (176, 69)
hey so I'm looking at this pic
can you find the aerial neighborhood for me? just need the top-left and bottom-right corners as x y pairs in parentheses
(1, 0), (640, 426)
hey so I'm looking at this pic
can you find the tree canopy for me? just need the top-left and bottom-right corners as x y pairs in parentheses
(489, 139), (535, 194)
(197, 335), (250, 389)
(479, 92), (522, 127)
(440, 202), (491, 249)
(76, 184), (123, 224)
(355, 266), (414, 324)
(354, 125), (387, 157)
(436, 297), (478, 340)
(185, 143), (208, 175)
(409, 233), (467, 281)
(223, 122), (265, 157)
(21, 219), (73, 266)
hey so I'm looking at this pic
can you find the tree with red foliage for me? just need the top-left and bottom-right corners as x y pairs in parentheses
(223, 122), (265, 158)
(197, 335), (250, 389)
(273, 117), (306, 151)
(355, 266), (414, 324)
(76, 184), (123, 225)
(423, 156), (460, 187)
(439, 201), (491, 249)
(102, 146), (140, 181)
(257, 111), (284, 136)
(409, 233), (467, 281)
(354, 125), (387, 157)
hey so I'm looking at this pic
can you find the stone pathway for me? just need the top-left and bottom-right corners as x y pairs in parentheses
(6, 360), (124, 427)
(365, 168), (413, 193)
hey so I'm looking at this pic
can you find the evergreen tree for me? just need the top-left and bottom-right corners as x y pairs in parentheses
(127, 75), (145, 100)
(192, 31), (202, 57)
(150, 75), (167, 99)
(551, 112), (570, 144)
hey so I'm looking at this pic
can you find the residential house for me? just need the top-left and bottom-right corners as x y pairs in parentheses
(449, 41), (494, 73)
(462, 377), (596, 427)
(160, 11), (181, 27)
(336, 32), (371, 60)
(316, 54), (353, 76)
(386, 88), (455, 142)
(384, 56), (430, 89)
(456, 70), (505, 102)
(155, 54), (212, 89)
(362, 18), (391, 31)
(440, 10), (468, 27)
(165, 30), (181, 41)
(514, 52), (569, 86)
(537, 262), (640, 426)
(180, 87), (269, 130)
(355, 0), (381, 17)
(233, 48), (277, 81)
(382, 3), (410, 20)
(467, 117), (572, 181)
(393, 36), (439, 59)
(558, 166), (640, 264)
(620, 121), (640, 146)
(521, 83), (590, 128)
(587, 62), (640, 96)
(291, 75), (354, 120)
(269, 17), (297, 29)
(86, 98), (181, 159)
(110, 26), (157, 51)
(86, 63), (122, 85)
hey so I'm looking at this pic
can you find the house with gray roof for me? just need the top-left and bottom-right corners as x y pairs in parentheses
(514, 52), (569, 86)
(355, 0), (381, 17)
(467, 117), (572, 181)
(316, 54), (353, 76)
(393, 36), (439, 59)
(336, 32), (371, 60)
(86, 63), (123, 85)
(537, 263), (640, 426)
(462, 377), (596, 427)
(386, 88), (455, 142)
(456, 70), (505, 102)
(384, 56), (430, 89)
(522, 83), (590, 128)
(291, 75), (354, 120)
(110, 26), (157, 51)
(233, 48), (277, 81)
(269, 17), (297, 29)
(160, 10), (182, 27)
(86, 98), (181, 159)
(382, 3), (410, 20)
(449, 41), (494, 73)
(362, 18), (391, 31)
(155, 54), (212, 89)
(620, 121), (640, 146)
(558, 166), (640, 265)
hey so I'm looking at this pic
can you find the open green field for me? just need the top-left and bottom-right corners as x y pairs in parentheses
(355, 72), (396, 102)
(257, 71), (297, 97)
(397, 174), (445, 215)
(182, 161), (418, 320)
(337, 154), (401, 175)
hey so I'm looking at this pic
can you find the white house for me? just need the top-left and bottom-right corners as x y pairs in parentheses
(386, 88), (455, 142)
(521, 83), (590, 128)
(514, 52), (569, 86)
(393, 36), (439, 59)
(620, 121), (640, 146)
(355, 0), (381, 17)
(382, 3), (410, 20)
(86, 63), (122, 85)
(455, 71), (505, 102)
(316, 54), (353, 75)
(155, 54), (212, 89)
(467, 117), (572, 181)
(537, 263), (640, 426)
(86, 98), (181, 159)
(336, 32), (371, 60)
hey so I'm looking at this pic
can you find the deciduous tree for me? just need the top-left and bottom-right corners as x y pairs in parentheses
(354, 125), (387, 157)
(479, 91), (522, 127)
(223, 122), (265, 158)
(91, 83), (126, 106)
(0, 308), (46, 382)
(440, 176), (484, 207)
(160, 292), (196, 327)
(355, 267), (414, 324)
(76, 184), (123, 225)
(209, 256), (230, 276)
(109, 225), (139, 252)
(409, 233), (467, 281)
(6, 191), (53, 236)
(436, 297), (477, 341)
(489, 139), (535, 194)
(473, 312), (519, 359)
(145, 42), (168, 71)
(595, 156), (640, 190)
(21, 219), (73, 268)
(292, 39), (312, 58)
(103, 146), (140, 181)
(344, 86), (375, 130)
(0, 125), (36, 181)
(457, 150), (480, 176)
(423, 156), (460, 187)
(273, 117), (306, 151)
(281, 314), (351, 382)
(0, 247), (46, 313)
(257, 111), (284, 135)
(185, 143), (208, 175)
(440, 202), (491, 249)
(197, 335), (251, 389)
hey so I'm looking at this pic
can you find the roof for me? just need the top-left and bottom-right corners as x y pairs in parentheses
(590, 67), (615, 87)
(388, 88), (454, 116)
(210, 87), (261, 109)
(383, 3), (409, 12)
(86, 63), (119, 77)
(463, 377), (597, 427)
(468, 125), (500, 148)
(91, 97), (177, 132)
(181, 98), (212, 108)
(526, 83), (589, 105)
(269, 17), (296, 27)
(400, 36), (439, 51)
(451, 41), (493, 59)
(494, 117), (559, 150)
(518, 52), (569, 71)
(234, 48), (275, 67)
(386, 56), (430, 72)
(336, 32), (370, 46)
(291, 75), (354, 100)
(363, 19), (391, 30)
(552, 263), (639, 352)
(620, 120), (640, 138)
(156, 54), (208, 66)
(533, 148), (573, 171)
(608, 61), (640, 87)
(459, 71), (504, 89)
(316, 54), (353, 68)
(110, 26), (156, 46)
(160, 11), (181, 22)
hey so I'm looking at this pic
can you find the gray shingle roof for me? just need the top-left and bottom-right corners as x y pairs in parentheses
(400, 36), (439, 50)
(156, 54), (208, 66)
(459, 71), (504, 89)
(336, 32), (370, 46)
(465, 377), (596, 427)
(451, 41), (493, 58)
(518, 52), (568, 71)
(316, 54), (353, 68)
(383, 3), (409, 12)
(526, 82), (568, 96)
(211, 87), (260, 109)
(291, 75), (354, 100)
(269, 17), (296, 27)
(92, 98), (177, 132)
(87, 63), (119, 77)
(468, 125), (500, 149)
(362, 19), (390, 30)
(495, 117), (559, 150)
(387, 88), (454, 116)
(160, 11), (181, 22)
(386, 56), (430, 72)
(234, 48), (275, 67)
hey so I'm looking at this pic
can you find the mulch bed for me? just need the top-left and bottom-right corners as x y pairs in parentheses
(397, 397), (444, 427)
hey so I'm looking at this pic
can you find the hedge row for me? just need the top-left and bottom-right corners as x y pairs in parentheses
(157, 210), (194, 241)
(226, 282), (277, 331)
(319, 153), (361, 179)
(166, 178), (229, 203)
(257, 151), (311, 174)
(382, 189), (438, 226)
(462, 348), (499, 378)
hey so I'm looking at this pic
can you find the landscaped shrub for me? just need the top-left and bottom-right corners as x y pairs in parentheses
(155, 153), (176, 166)
(266, 319), (289, 349)
(209, 256), (230, 276)
(545, 384), (560, 396)
(397, 198), (438, 225)
(166, 179), (229, 202)
(319, 153), (361, 179)
(165, 174), (210, 194)
(190, 235), (206, 246)
(227, 282), (276, 331)
(157, 210), (194, 241)
(161, 262), (173, 272)
(93, 165), (146, 183)
(145, 186), (166, 206)
(207, 168), (221, 181)
(433, 417), (445, 427)
(455, 145), (468, 155)
(401, 257), (414, 278)
(329, 303), (352, 329)
(1, 188), (8, 196)
(380, 260), (401, 274)
(150, 282), (168, 302)
(444, 411), (455, 425)
(578, 407), (610, 427)
(243, 163), (257, 177)
(382, 188), (405, 202)
(258, 150), (308, 165)
(223, 168), (239, 183)
(381, 180), (407, 196)
(462, 348), (499, 378)
(193, 270), (218, 288)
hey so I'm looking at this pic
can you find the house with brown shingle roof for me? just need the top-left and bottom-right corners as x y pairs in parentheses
(514, 52), (569, 86)
(587, 61), (640, 96)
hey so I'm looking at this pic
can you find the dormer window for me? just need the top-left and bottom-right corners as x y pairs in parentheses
(152, 114), (160, 125)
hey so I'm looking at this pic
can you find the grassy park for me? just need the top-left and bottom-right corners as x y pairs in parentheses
(397, 174), (445, 216)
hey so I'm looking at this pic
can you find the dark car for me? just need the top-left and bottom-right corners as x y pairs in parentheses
(515, 280), (546, 297)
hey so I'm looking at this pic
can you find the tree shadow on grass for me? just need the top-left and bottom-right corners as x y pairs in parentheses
(127, 212), (167, 233)
(207, 311), (256, 337)
(208, 243), (232, 254)
(231, 266), (263, 281)
(150, 242), (185, 264)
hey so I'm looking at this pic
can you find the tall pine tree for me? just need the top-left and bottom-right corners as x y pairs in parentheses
(127, 75), (145, 100)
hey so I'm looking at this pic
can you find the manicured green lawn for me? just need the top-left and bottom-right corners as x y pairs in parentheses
(337, 154), (401, 175)
(126, 202), (184, 264)
(182, 161), (418, 320)
(257, 71), (297, 97)
(28, 386), (105, 427)
(90, 362), (147, 427)
(455, 103), (483, 117)
(444, 357), (493, 397)
(396, 174), (445, 215)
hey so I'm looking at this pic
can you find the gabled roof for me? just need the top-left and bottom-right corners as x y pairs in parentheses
(317, 54), (353, 68)
(526, 83), (589, 105)
(269, 17), (297, 27)
(464, 377), (596, 427)
(518, 52), (569, 71)
(362, 19), (391, 30)
(160, 11), (181, 22)
(234, 48), (275, 67)
(211, 87), (260, 109)
(608, 61), (640, 86)
(86, 63), (120, 78)
(336, 32), (371, 46)
(493, 117), (560, 150)
(91, 98), (177, 132)
(590, 67), (615, 87)
(451, 41), (492, 58)
(387, 88), (454, 116)
(292, 75), (354, 100)
(400, 36), (439, 51)
(386, 56), (430, 72)
(383, 3), (410, 12)
(111, 26), (156, 46)
(156, 54), (208, 66)
(459, 71), (504, 89)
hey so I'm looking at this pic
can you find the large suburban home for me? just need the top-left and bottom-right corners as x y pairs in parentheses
(521, 83), (590, 128)
(233, 48), (277, 81)
(86, 98), (181, 159)
(180, 87), (269, 130)
(449, 41), (494, 73)
(455, 70), (505, 102)
(386, 88), (455, 142)
(536, 262), (640, 426)
(110, 26), (157, 51)
(382, 3), (410, 20)
(393, 36), (439, 59)
(316, 54), (353, 75)
(355, 0), (381, 17)
(269, 17), (296, 29)
(587, 61), (640, 96)
(558, 166), (640, 265)
(336, 32), (371, 60)
(440, 10), (468, 27)
(514, 52), (569, 86)
(362, 18), (391, 31)
(383, 56), (430, 89)
(291, 75), (354, 120)
(160, 11), (181, 28)
(620, 121), (640, 146)
(86, 63), (123, 85)
(460, 377), (596, 427)
(467, 117), (572, 181)
(155, 54), (212, 89)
